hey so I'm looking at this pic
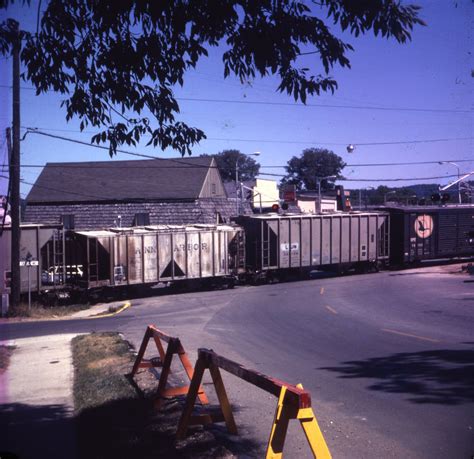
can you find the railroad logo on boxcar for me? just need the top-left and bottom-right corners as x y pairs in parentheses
(414, 214), (434, 239)
(280, 243), (299, 252)
(174, 242), (209, 252)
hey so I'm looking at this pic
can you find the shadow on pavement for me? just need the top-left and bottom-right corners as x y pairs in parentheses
(76, 396), (261, 459)
(321, 348), (474, 405)
(0, 402), (77, 459)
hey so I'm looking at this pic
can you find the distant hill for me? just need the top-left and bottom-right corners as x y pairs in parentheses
(352, 182), (471, 206)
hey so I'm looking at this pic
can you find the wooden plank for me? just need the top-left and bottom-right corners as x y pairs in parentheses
(176, 358), (207, 440)
(199, 349), (311, 408)
(148, 325), (173, 343)
(208, 363), (238, 435)
(130, 327), (152, 377)
(154, 339), (177, 408)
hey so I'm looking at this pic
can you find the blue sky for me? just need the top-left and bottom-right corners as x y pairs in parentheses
(0, 0), (472, 199)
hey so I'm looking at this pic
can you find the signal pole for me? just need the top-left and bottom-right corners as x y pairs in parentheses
(10, 21), (21, 309)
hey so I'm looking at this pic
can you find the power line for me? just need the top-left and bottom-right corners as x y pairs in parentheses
(19, 178), (113, 201)
(341, 175), (471, 182)
(1, 84), (471, 114)
(21, 129), (212, 169)
(18, 173), (469, 204)
(177, 97), (473, 114)
(22, 129), (161, 159)
(3, 157), (472, 173)
(344, 159), (473, 167)
(257, 172), (467, 182)
(204, 136), (474, 146)
(21, 125), (474, 148)
(11, 129), (474, 184)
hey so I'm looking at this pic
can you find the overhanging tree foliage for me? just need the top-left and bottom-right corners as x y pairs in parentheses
(0, 1), (424, 156)
(281, 148), (345, 191)
(203, 150), (260, 182)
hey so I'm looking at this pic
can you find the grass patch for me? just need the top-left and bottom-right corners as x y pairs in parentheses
(7, 301), (91, 319)
(72, 332), (240, 459)
(72, 333), (135, 411)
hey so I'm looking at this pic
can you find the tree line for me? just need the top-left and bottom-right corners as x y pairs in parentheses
(207, 149), (473, 204)
(204, 148), (344, 191)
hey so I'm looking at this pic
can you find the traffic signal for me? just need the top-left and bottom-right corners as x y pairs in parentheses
(441, 193), (450, 203)
(272, 203), (281, 212)
(431, 193), (441, 202)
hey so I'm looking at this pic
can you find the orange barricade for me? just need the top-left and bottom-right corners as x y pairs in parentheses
(176, 348), (331, 458)
(130, 325), (208, 408)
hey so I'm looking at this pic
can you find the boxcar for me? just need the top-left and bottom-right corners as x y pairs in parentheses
(384, 205), (474, 264)
(236, 212), (390, 278)
(67, 224), (245, 290)
(0, 224), (66, 295)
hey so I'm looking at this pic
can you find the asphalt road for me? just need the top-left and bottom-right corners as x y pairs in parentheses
(2, 266), (473, 458)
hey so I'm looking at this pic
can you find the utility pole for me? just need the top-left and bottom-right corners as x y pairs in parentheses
(10, 21), (21, 310)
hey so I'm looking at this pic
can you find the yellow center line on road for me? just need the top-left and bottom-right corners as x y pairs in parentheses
(325, 305), (338, 315)
(320, 287), (325, 295)
(382, 328), (440, 343)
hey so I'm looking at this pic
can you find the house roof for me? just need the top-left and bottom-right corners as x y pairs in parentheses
(26, 157), (215, 203)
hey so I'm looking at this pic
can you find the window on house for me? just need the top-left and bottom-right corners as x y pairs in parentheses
(61, 214), (75, 229)
(211, 183), (217, 195)
(134, 212), (150, 226)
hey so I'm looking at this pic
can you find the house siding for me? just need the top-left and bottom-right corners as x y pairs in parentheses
(24, 198), (250, 230)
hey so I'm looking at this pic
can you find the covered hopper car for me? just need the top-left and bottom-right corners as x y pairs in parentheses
(65, 224), (245, 292)
(236, 211), (390, 281)
(0, 224), (67, 296)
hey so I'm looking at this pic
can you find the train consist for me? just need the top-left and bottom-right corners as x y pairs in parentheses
(2, 205), (473, 302)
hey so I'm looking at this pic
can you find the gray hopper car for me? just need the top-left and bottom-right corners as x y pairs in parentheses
(0, 224), (66, 295)
(68, 224), (245, 290)
(236, 212), (390, 279)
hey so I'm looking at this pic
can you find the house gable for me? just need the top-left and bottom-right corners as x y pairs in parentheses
(198, 158), (227, 198)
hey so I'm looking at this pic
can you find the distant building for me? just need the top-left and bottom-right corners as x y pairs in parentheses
(24, 157), (241, 230)
(280, 186), (348, 214)
(296, 192), (337, 214)
(0, 195), (11, 225)
(225, 178), (279, 213)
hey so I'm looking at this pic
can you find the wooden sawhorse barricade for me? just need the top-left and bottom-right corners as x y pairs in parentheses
(176, 348), (332, 458)
(130, 325), (208, 408)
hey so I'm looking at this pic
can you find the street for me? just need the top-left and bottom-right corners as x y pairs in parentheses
(2, 266), (473, 458)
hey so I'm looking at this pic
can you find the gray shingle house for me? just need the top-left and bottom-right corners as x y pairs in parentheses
(24, 156), (242, 229)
